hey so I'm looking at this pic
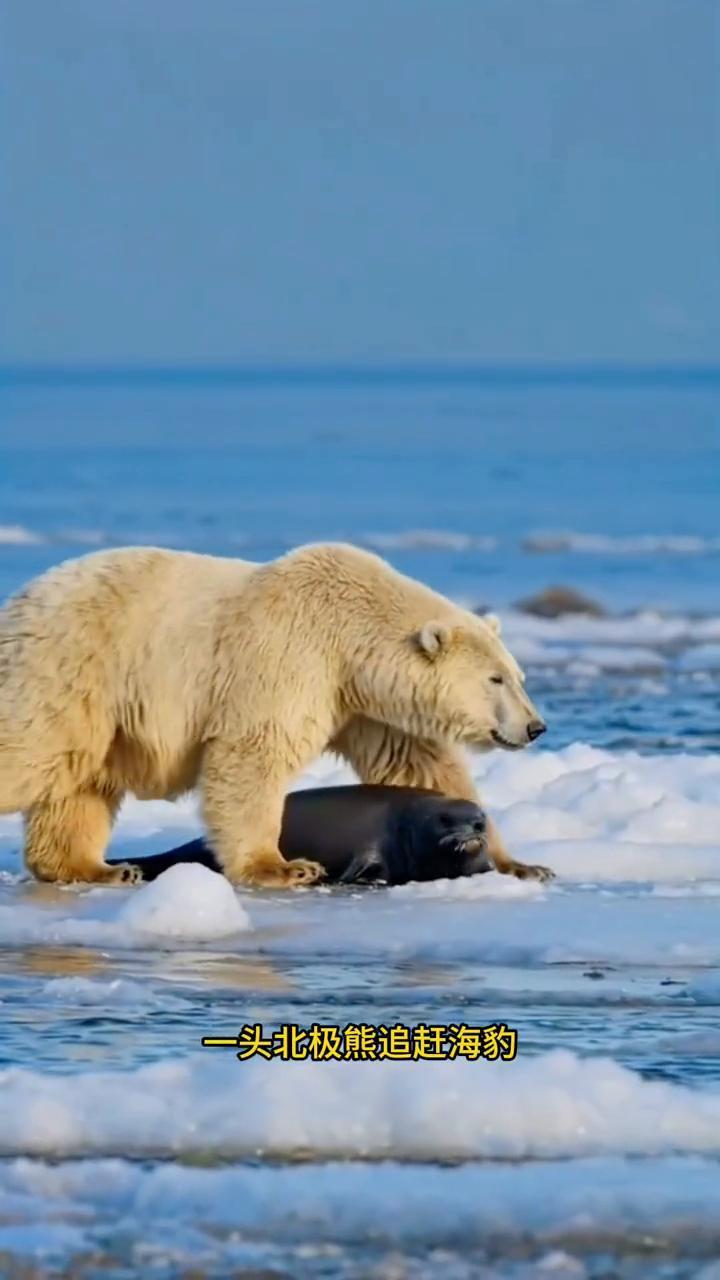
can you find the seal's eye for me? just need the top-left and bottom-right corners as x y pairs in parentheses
(489, 675), (504, 685)
(439, 812), (456, 828)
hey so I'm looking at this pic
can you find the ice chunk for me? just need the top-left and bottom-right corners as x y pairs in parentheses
(119, 864), (250, 941)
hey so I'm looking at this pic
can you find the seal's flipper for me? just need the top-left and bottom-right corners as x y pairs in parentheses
(337, 848), (386, 885)
(107, 840), (221, 883)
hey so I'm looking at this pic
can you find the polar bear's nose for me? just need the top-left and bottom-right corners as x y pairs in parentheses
(527, 719), (546, 742)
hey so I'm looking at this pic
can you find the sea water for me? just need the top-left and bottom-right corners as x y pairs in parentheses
(0, 371), (719, 1277)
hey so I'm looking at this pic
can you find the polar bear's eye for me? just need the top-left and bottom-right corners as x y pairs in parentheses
(489, 675), (504, 685)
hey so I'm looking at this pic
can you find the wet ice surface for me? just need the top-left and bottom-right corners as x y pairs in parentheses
(2, 747), (720, 1277)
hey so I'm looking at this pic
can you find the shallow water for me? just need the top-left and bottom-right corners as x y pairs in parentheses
(1, 372), (719, 1276)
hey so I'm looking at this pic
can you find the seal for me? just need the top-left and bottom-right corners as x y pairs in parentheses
(109, 785), (493, 886)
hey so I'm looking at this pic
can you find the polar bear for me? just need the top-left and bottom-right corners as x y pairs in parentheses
(0, 543), (548, 888)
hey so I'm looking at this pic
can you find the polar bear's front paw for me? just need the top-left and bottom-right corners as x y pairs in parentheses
(509, 860), (555, 883)
(232, 849), (326, 889)
(284, 857), (326, 887)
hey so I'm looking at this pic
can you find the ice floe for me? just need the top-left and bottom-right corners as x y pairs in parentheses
(1, 1048), (720, 1161)
(3, 1154), (720, 1259)
(0, 744), (719, 966)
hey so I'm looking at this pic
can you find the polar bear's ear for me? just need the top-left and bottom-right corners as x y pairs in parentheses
(415, 621), (452, 659)
(483, 613), (502, 637)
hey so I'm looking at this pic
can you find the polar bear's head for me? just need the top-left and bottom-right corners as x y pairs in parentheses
(357, 610), (545, 751)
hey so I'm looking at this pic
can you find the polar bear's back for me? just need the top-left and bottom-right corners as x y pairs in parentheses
(0, 547), (258, 729)
(2, 545), (256, 641)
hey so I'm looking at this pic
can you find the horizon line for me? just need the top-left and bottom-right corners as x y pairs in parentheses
(2, 361), (720, 389)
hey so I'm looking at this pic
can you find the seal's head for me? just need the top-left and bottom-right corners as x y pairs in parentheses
(376, 795), (493, 885)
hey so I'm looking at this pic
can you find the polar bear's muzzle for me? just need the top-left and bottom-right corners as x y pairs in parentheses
(491, 719), (546, 750)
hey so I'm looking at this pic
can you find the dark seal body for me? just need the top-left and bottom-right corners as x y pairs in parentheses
(110, 785), (492, 886)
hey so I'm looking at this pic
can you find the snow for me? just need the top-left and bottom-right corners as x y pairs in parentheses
(0, 871), (250, 951)
(118, 863), (250, 940)
(1, 1048), (719, 1161)
(2, 1155), (720, 1258)
(566, 644), (667, 672)
(495, 609), (720, 678)
(1, 744), (720, 963)
(3, 741), (719, 882)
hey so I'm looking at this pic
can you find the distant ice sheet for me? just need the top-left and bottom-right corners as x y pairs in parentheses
(362, 529), (497, 552)
(2, 523), (719, 557)
(524, 531), (720, 555)
(0, 524), (45, 546)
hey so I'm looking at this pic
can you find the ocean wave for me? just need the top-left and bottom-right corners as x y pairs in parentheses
(41, 976), (191, 1009)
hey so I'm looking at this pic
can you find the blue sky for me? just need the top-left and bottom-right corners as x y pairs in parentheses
(2, 0), (717, 366)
